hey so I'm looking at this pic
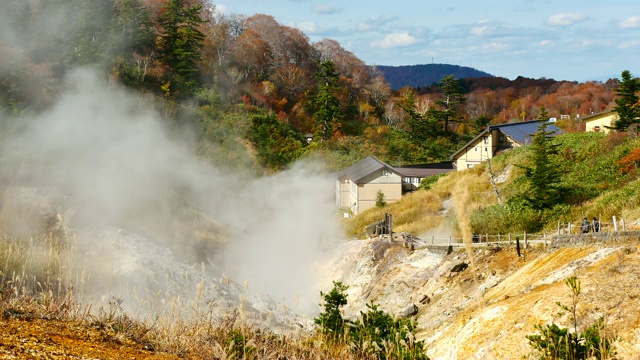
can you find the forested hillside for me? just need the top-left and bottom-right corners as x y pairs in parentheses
(376, 63), (494, 90)
(0, 0), (631, 174)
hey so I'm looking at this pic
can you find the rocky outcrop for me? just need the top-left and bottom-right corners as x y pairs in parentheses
(322, 238), (640, 359)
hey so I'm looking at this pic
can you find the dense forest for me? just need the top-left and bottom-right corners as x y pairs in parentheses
(0, 0), (632, 173)
(376, 63), (494, 90)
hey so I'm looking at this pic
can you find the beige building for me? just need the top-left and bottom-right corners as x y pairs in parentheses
(336, 156), (453, 215)
(582, 110), (617, 133)
(450, 120), (562, 170)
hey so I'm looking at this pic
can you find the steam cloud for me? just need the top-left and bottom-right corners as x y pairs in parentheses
(0, 68), (341, 315)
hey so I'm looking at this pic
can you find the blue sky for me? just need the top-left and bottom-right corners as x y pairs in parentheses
(215, 0), (640, 82)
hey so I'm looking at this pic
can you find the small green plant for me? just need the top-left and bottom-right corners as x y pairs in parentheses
(376, 190), (387, 208)
(226, 329), (255, 360)
(419, 173), (445, 191)
(526, 276), (616, 359)
(315, 282), (430, 360)
(315, 281), (349, 339)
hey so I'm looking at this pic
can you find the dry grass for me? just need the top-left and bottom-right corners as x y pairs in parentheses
(0, 226), (382, 359)
(344, 165), (495, 239)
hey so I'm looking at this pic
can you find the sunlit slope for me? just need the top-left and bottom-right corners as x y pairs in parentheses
(344, 132), (640, 238)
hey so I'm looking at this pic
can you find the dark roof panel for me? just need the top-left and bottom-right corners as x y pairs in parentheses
(395, 167), (453, 177)
(336, 156), (394, 183)
(495, 121), (561, 145)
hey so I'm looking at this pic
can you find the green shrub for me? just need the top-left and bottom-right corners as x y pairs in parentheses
(376, 190), (387, 208)
(226, 329), (255, 360)
(247, 113), (307, 171)
(315, 282), (430, 360)
(526, 277), (616, 359)
(419, 173), (446, 191)
(315, 281), (349, 339)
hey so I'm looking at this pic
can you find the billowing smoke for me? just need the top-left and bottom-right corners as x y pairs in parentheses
(0, 68), (341, 315)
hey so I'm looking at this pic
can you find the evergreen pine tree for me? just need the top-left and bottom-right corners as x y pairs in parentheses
(434, 75), (466, 134)
(612, 70), (640, 136)
(157, 0), (207, 93)
(520, 121), (565, 210)
(311, 60), (343, 140)
(538, 105), (549, 120)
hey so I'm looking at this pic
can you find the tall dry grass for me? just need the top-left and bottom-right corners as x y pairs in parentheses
(0, 210), (374, 359)
(343, 166), (494, 239)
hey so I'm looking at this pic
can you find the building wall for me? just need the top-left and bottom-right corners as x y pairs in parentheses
(335, 178), (351, 208)
(585, 113), (617, 133)
(454, 135), (492, 169)
(353, 169), (402, 214)
(357, 183), (402, 213)
(454, 129), (523, 170)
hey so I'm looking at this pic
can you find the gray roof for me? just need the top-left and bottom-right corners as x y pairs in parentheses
(337, 157), (454, 182)
(395, 167), (453, 177)
(495, 120), (559, 145)
(395, 161), (455, 177)
(336, 156), (398, 183)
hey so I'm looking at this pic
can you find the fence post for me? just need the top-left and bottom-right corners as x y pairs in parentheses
(557, 221), (560, 235)
(622, 218), (626, 231)
(568, 222), (572, 234)
(509, 233), (512, 245)
(432, 235), (434, 245)
(448, 236), (451, 246)
(613, 216), (618, 231)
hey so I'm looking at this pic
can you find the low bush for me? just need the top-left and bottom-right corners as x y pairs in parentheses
(527, 277), (616, 359)
(315, 281), (430, 360)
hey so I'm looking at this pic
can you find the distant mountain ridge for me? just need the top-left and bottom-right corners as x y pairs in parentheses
(375, 63), (494, 90)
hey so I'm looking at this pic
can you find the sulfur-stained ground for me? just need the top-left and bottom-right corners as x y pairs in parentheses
(322, 237), (640, 359)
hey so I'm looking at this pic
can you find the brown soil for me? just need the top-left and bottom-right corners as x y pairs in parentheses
(0, 315), (178, 360)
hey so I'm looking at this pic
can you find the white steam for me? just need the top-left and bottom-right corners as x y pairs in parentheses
(0, 68), (341, 315)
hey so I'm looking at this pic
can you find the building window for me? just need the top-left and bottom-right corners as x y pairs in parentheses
(483, 137), (488, 144)
(412, 177), (420, 184)
(382, 169), (389, 176)
(474, 147), (478, 152)
(485, 147), (488, 152)
(467, 164), (475, 169)
(499, 135), (504, 143)
(594, 126), (601, 132)
(403, 177), (410, 183)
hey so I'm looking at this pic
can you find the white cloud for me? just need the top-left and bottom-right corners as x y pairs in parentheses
(619, 40), (640, 49)
(357, 14), (397, 31)
(471, 25), (495, 36)
(372, 32), (417, 49)
(620, 16), (640, 28)
(538, 40), (552, 46)
(482, 42), (509, 52)
(297, 21), (319, 33)
(546, 13), (588, 26)
(313, 5), (337, 15)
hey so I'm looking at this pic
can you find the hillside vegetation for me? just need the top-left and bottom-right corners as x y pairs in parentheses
(0, 0), (629, 175)
(345, 132), (640, 238)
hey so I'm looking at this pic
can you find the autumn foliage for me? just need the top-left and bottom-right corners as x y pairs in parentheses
(616, 148), (640, 174)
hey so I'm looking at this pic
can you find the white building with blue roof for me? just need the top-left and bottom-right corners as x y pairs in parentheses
(450, 120), (562, 170)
